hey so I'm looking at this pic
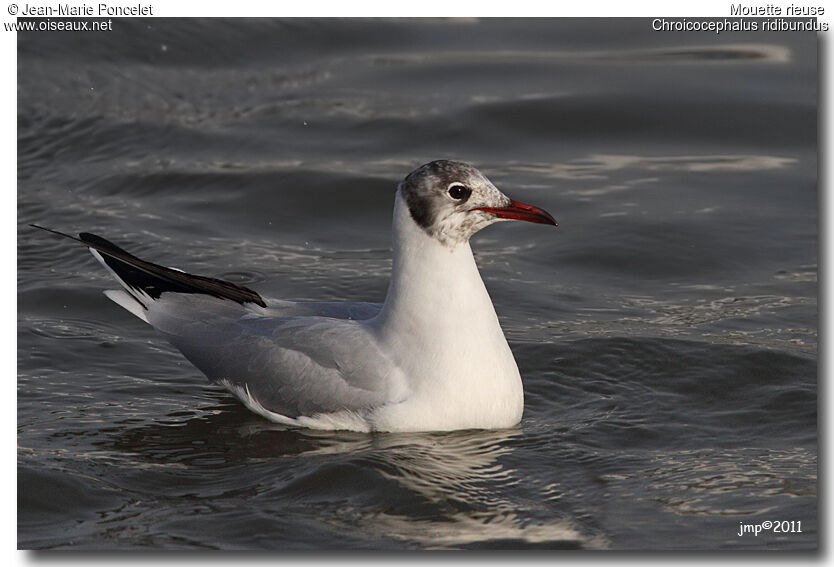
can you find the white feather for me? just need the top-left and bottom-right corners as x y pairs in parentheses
(89, 248), (153, 309)
(103, 290), (149, 323)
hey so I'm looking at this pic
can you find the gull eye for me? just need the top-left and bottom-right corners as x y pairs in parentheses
(447, 183), (471, 202)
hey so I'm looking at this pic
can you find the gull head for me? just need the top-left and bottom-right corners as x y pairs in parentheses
(398, 160), (557, 247)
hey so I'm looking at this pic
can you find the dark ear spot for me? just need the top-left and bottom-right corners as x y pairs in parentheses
(400, 180), (436, 233)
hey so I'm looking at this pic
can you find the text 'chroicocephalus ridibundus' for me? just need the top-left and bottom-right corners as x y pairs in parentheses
(33, 160), (557, 432)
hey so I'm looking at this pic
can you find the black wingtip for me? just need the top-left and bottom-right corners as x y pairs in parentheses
(30, 224), (83, 243)
(78, 232), (134, 257)
(32, 224), (268, 308)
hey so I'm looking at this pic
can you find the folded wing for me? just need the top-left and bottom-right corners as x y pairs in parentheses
(147, 294), (404, 419)
(31, 225), (401, 421)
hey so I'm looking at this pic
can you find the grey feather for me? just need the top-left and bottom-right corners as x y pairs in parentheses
(146, 295), (401, 418)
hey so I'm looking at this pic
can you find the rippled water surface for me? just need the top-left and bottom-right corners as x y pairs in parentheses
(18, 19), (817, 550)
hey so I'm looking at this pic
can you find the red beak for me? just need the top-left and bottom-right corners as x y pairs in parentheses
(474, 199), (558, 227)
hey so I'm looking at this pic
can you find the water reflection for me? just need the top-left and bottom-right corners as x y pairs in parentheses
(352, 430), (588, 548)
(369, 43), (791, 66)
(640, 448), (817, 516)
(509, 154), (796, 182)
(104, 402), (594, 549)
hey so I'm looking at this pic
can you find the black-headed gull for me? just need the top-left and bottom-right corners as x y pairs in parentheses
(33, 160), (557, 432)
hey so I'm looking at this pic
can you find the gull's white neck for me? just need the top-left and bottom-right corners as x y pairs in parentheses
(369, 191), (523, 431)
(374, 192), (497, 338)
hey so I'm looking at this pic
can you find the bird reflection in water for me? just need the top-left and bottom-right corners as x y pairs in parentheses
(103, 398), (595, 549)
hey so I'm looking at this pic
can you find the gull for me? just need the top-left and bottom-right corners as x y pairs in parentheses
(33, 160), (557, 432)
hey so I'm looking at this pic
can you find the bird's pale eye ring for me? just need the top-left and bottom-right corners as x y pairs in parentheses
(447, 183), (472, 202)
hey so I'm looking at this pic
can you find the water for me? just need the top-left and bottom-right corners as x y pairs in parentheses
(17, 18), (817, 550)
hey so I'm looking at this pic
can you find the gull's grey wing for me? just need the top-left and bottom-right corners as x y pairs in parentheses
(146, 295), (404, 418)
(260, 299), (381, 321)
